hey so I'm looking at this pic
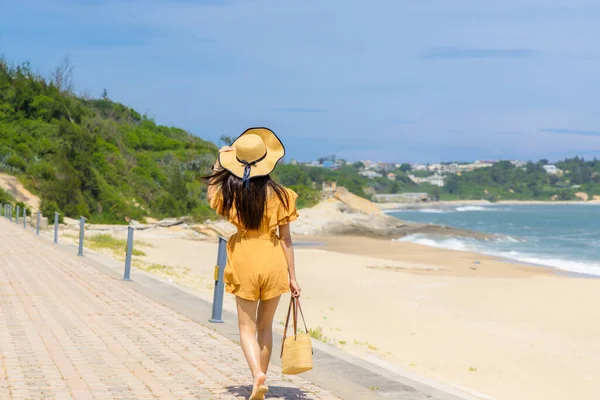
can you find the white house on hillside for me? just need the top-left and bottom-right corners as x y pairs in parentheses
(543, 165), (559, 174)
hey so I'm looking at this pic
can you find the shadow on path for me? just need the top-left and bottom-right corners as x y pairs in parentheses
(226, 384), (313, 399)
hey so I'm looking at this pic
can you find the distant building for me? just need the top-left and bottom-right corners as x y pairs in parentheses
(378, 162), (396, 172)
(387, 172), (396, 181)
(543, 165), (559, 174)
(408, 174), (445, 187)
(359, 170), (383, 179)
(361, 160), (380, 170)
(322, 160), (336, 169)
(322, 181), (337, 191)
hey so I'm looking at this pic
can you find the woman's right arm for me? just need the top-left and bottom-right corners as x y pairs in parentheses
(206, 179), (218, 203)
(206, 146), (233, 202)
(279, 223), (301, 297)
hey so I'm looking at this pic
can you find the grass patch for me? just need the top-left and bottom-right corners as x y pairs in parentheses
(146, 264), (177, 275)
(469, 367), (477, 372)
(308, 326), (325, 341)
(367, 342), (378, 351)
(370, 386), (380, 391)
(308, 326), (332, 343)
(86, 234), (147, 256)
(135, 263), (186, 279)
(338, 340), (346, 345)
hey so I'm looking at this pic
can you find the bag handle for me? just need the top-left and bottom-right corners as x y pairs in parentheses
(295, 297), (309, 333)
(281, 296), (309, 357)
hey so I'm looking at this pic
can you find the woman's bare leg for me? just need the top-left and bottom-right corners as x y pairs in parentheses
(236, 297), (266, 392)
(256, 295), (281, 374)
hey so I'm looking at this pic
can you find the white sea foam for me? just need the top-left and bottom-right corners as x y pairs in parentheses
(398, 234), (600, 276)
(490, 251), (600, 276)
(455, 206), (491, 212)
(397, 235), (470, 251)
(418, 208), (448, 214)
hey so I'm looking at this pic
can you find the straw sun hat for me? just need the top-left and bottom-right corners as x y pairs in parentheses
(218, 127), (285, 186)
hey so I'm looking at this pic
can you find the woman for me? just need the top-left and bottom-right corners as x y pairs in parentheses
(205, 127), (301, 400)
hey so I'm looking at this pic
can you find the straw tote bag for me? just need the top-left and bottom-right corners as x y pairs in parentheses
(280, 296), (313, 375)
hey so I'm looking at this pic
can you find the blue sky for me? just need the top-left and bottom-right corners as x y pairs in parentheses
(1, 0), (600, 163)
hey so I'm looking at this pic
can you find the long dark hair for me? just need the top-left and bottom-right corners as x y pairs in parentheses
(204, 169), (289, 230)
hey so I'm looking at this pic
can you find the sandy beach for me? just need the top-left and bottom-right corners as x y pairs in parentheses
(65, 224), (600, 400)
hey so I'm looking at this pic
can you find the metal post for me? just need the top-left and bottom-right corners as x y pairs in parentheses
(0, 203), (3, 217)
(9, 205), (12, 222)
(77, 216), (86, 256)
(23, 207), (26, 229)
(209, 236), (228, 323)
(53, 212), (59, 244)
(123, 226), (134, 281)
(16, 205), (19, 224)
(36, 211), (41, 236)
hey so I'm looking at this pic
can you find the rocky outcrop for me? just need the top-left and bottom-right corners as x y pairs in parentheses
(288, 197), (494, 240)
(575, 192), (589, 201)
(332, 187), (382, 215)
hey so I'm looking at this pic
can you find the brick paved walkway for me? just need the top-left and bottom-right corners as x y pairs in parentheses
(0, 219), (341, 400)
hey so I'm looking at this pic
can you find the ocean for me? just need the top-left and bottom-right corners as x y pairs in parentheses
(387, 204), (600, 276)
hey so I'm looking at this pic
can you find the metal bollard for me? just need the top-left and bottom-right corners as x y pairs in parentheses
(9, 205), (12, 222)
(77, 216), (87, 256)
(23, 207), (26, 229)
(53, 212), (59, 244)
(36, 211), (41, 236)
(123, 226), (134, 281)
(16, 205), (20, 224)
(209, 236), (228, 323)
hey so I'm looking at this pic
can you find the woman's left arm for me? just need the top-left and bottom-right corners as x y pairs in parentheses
(280, 223), (301, 297)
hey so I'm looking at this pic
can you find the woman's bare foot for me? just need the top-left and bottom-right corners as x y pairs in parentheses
(250, 373), (268, 400)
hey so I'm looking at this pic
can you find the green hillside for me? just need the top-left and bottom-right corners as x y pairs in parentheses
(0, 59), (217, 223)
(440, 159), (600, 201)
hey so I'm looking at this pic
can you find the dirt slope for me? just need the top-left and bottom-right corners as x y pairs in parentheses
(0, 173), (41, 210)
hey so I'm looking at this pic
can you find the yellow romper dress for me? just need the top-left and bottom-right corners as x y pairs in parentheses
(209, 187), (299, 301)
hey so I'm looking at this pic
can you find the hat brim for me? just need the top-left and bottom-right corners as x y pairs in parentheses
(218, 127), (285, 179)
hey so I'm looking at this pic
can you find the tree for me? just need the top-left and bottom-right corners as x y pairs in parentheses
(352, 161), (365, 170)
(219, 135), (235, 146)
(399, 163), (411, 172)
(445, 175), (459, 194)
(51, 55), (75, 93)
(431, 187), (440, 201)
(102, 89), (108, 99)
